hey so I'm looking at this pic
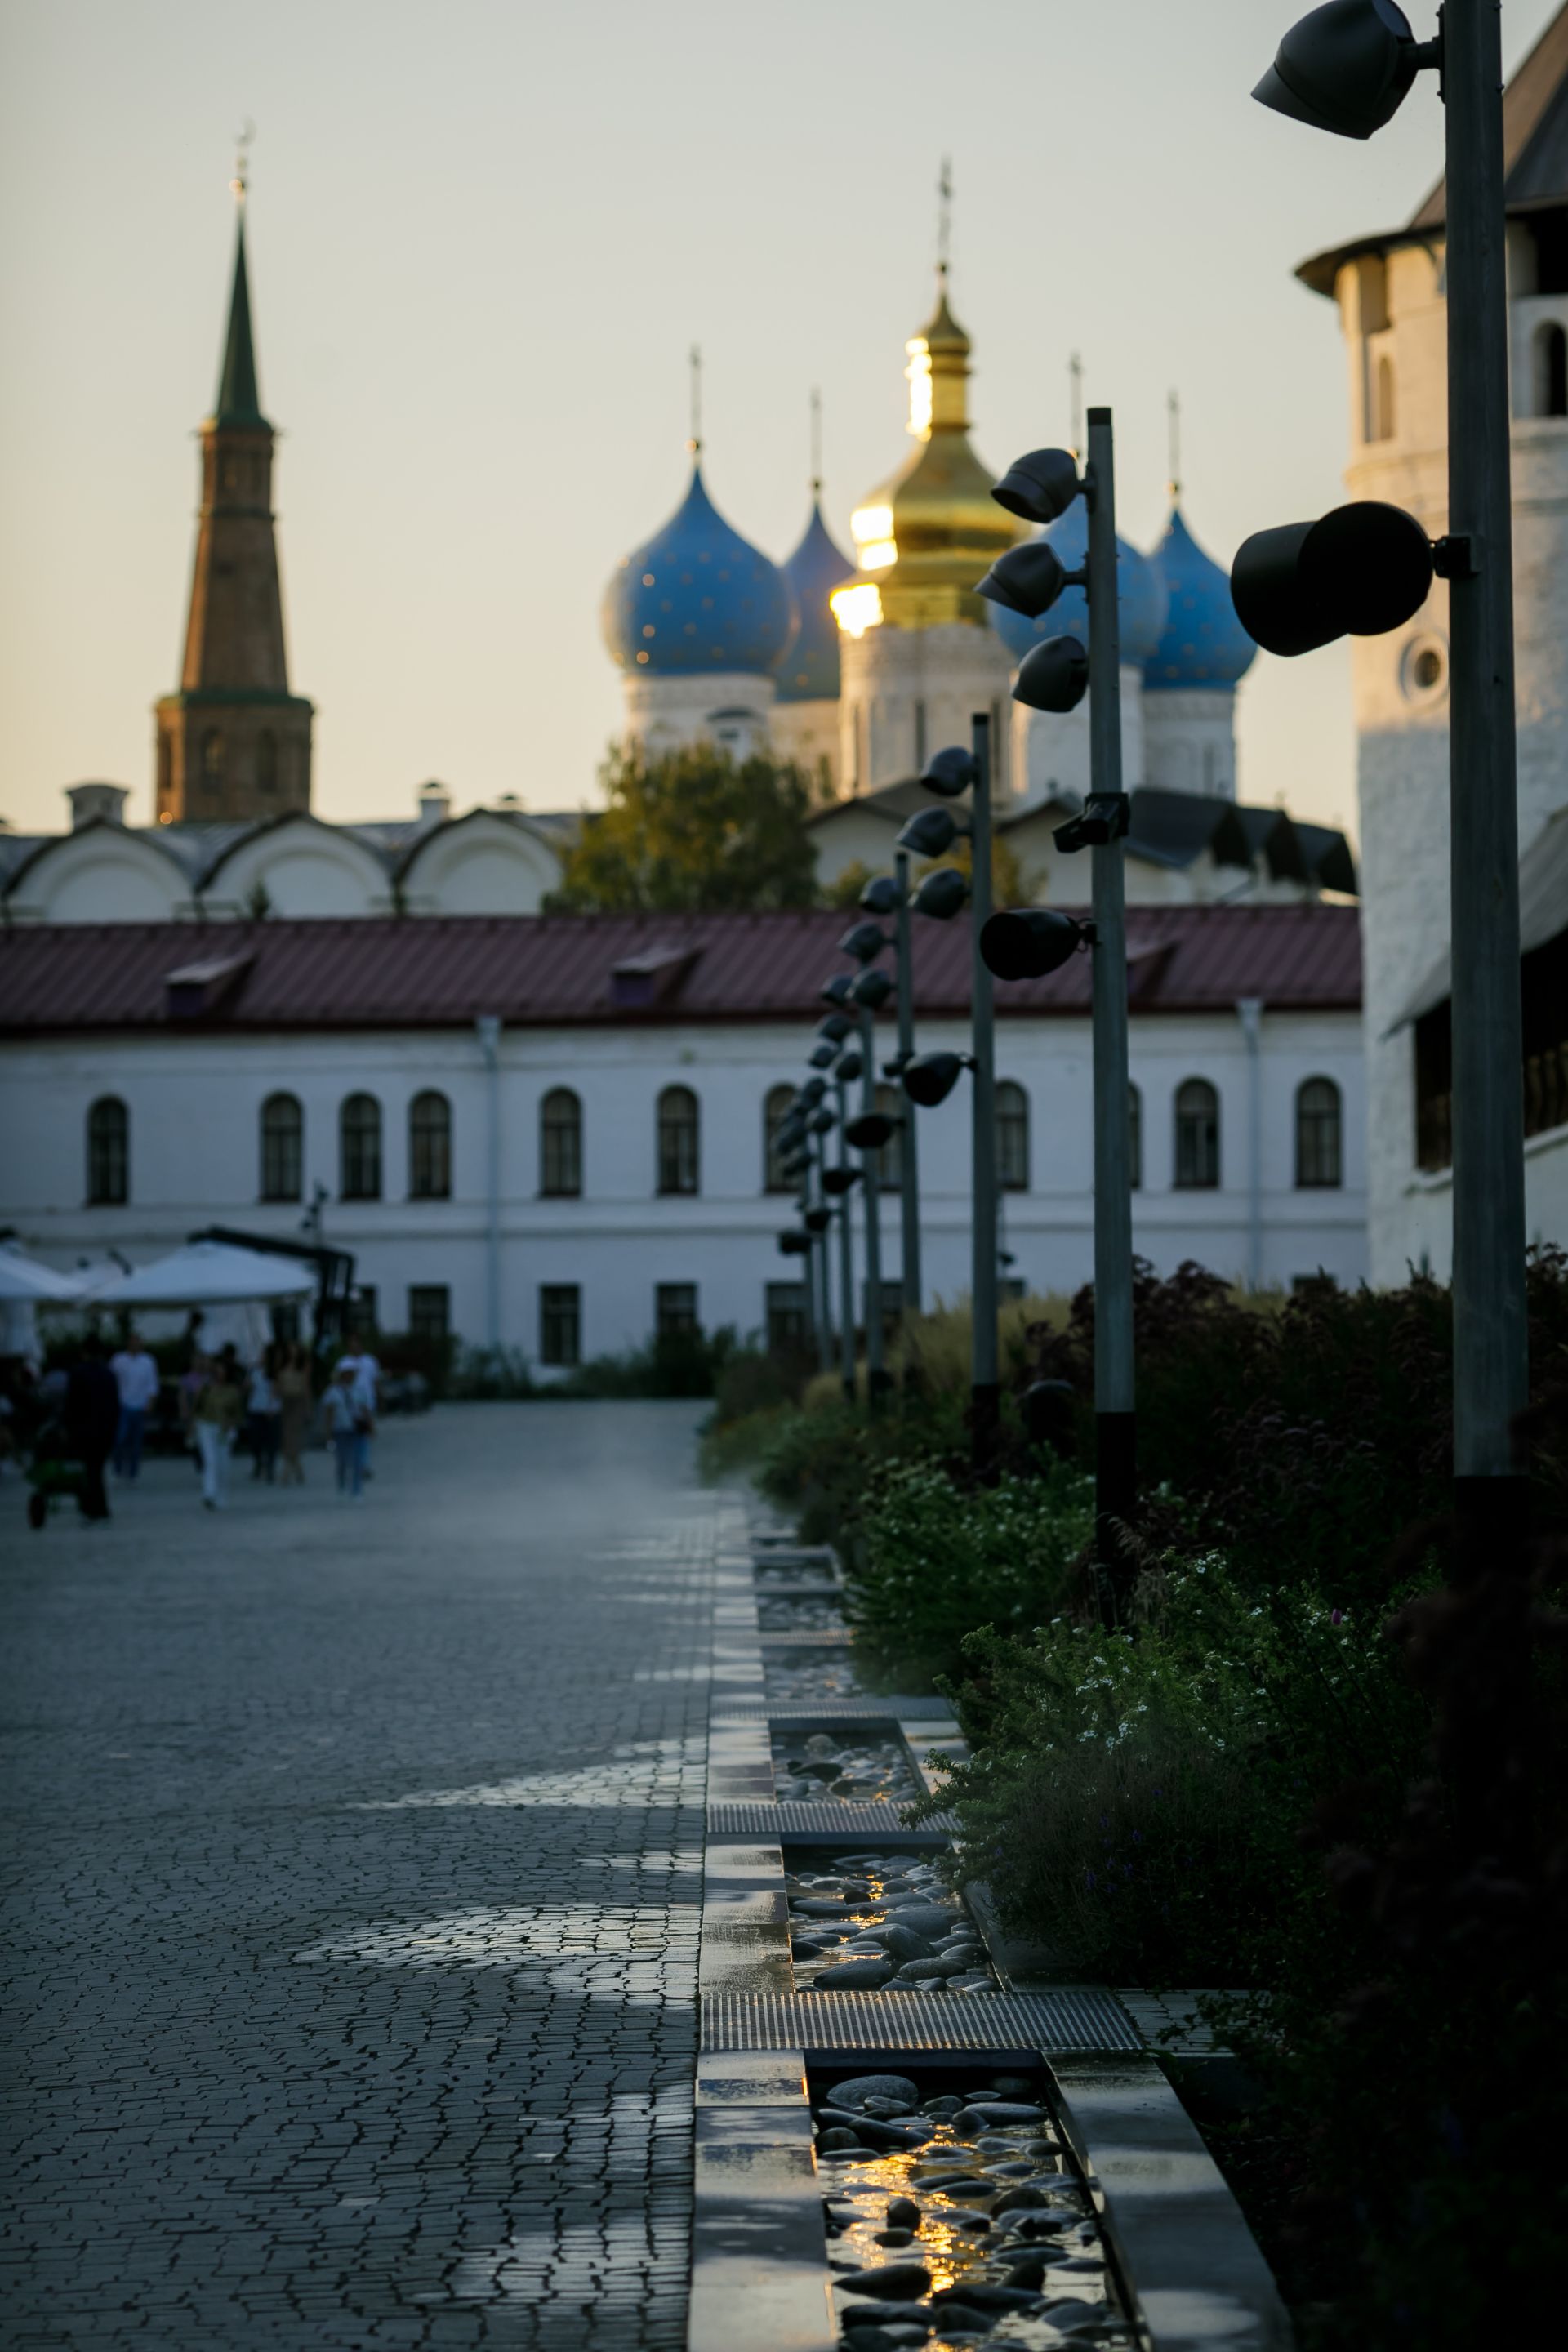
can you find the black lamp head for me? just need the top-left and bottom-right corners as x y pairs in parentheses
(991, 447), (1082, 526)
(1254, 0), (1425, 140)
(822, 1165), (861, 1196)
(1230, 500), (1433, 657)
(800, 1076), (828, 1106)
(849, 967), (893, 1010)
(975, 538), (1070, 621)
(897, 805), (962, 859)
(838, 919), (890, 966)
(902, 1050), (969, 1108)
(980, 906), (1089, 982)
(804, 1205), (831, 1234)
(808, 1105), (835, 1134)
(845, 1111), (897, 1152)
(835, 1049), (864, 1084)
(1013, 635), (1089, 714)
(912, 865), (969, 921)
(777, 1229), (811, 1256)
(858, 874), (902, 917)
(808, 1041), (837, 1069)
(921, 745), (978, 798)
(820, 972), (855, 1008)
(816, 1010), (854, 1045)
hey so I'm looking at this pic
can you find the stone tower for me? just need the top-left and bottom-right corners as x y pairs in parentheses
(1298, 3), (1568, 1282)
(154, 188), (313, 823)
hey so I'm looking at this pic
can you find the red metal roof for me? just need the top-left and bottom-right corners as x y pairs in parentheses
(0, 906), (1361, 1035)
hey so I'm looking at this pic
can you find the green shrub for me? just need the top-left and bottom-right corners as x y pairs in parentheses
(847, 1454), (1094, 1690)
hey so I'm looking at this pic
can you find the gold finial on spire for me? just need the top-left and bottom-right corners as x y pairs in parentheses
(809, 387), (823, 497)
(687, 344), (702, 457)
(1167, 387), (1183, 501)
(936, 155), (953, 284)
(1068, 351), (1085, 461)
(230, 118), (254, 207)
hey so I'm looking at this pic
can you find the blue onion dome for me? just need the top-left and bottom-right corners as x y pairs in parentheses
(777, 499), (857, 701)
(1144, 505), (1258, 689)
(602, 464), (794, 677)
(986, 497), (1168, 669)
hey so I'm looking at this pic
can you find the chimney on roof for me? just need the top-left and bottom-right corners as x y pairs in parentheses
(417, 782), (452, 830)
(67, 782), (129, 830)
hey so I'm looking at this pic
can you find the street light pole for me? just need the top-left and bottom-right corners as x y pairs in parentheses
(832, 1070), (858, 1401)
(1445, 0), (1528, 1520)
(808, 1135), (833, 1374)
(1085, 406), (1136, 1562)
(969, 710), (1000, 1469)
(893, 847), (923, 1317)
(858, 1007), (889, 1406)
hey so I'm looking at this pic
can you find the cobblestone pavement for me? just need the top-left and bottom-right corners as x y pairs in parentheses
(0, 1403), (725, 2351)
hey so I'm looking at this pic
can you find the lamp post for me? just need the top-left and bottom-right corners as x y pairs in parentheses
(860, 863), (923, 1316)
(831, 1057), (861, 1398)
(1249, 0), (1528, 1522)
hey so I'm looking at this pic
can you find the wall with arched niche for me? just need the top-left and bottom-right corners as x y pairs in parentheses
(399, 813), (563, 915)
(203, 817), (391, 919)
(7, 826), (189, 924)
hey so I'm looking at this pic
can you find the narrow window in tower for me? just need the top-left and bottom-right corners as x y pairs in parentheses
(1374, 355), (1396, 442)
(1535, 322), (1568, 417)
(256, 733), (278, 794)
(200, 730), (225, 792)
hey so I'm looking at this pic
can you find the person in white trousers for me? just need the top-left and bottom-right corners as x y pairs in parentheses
(191, 1352), (243, 1511)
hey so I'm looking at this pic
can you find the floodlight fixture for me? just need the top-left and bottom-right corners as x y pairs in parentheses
(845, 1111), (898, 1152)
(817, 1011), (854, 1045)
(980, 906), (1091, 982)
(921, 745), (978, 797)
(897, 805), (964, 859)
(1254, 0), (1437, 141)
(820, 973), (855, 1009)
(850, 968), (893, 1010)
(902, 1050), (970, 1108)
(975, 538), (1075, 621)
(1013, 635), (1089, 714)
(912, 866), (969, 921)
(804, 1206), (832, 1234)
(835, 1049), (864, 1084)
(838, 919), (890, 965)
(1230, 500), (1434, 657)
(990, 446), (1082, 526)
(858, 874), (902, 917)
(808, 1041), (837, 1069)
(808, 1106), (836, 1134)
(777, 1229), (811, 1256)
(800, 1076), (828, 1106)
(822, 1165), (861, 1196)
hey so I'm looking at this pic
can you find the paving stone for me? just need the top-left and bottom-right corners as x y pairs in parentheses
(0, 1402), (726, 2350)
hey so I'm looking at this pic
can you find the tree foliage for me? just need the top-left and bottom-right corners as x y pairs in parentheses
(546, 742), (822, 913)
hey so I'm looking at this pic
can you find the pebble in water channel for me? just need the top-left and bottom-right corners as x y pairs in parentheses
(786, 1851), (995, 1994)
(773, 1735), (922, 1808)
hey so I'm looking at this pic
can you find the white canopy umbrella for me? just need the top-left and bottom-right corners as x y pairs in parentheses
(86, 1240), (316, 1308)
(0, 1246), (88, 1303)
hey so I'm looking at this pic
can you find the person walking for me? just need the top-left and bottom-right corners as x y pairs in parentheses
(335, 1331), (381, 1479)
(65, 1334), (119, 1521)
(244, 1352), (282, 1482)
(109, 1331), (161, 1481)
(322, 1366), (368, 1499)
(191, 1350), (243, 1512)
(275, 1343), (313, 1486)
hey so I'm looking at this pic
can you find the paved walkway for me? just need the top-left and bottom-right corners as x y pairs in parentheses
(1, 1402), (724, 2351)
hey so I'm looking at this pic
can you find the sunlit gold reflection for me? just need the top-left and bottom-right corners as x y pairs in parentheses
(831, 582), (884, 638)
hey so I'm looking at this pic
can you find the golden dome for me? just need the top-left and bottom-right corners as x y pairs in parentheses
(833, 274), (1022, 639)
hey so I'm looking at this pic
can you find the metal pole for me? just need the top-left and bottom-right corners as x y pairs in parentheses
(833, 1072), (857, 1401)
(808, 1136), (833, 1374)
(1236, 996), (1264, 1292)
(969, 711), (999, 1469)
(893, 847), (922, 1316)
(858, 1005), (888, 1408)
(474, 1015), (503, 1353)
(1085, 408), (1135, 1563)
(1445, 0), (1529, 1521)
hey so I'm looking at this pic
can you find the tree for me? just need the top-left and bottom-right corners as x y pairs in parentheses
(546, 742), (821, 914)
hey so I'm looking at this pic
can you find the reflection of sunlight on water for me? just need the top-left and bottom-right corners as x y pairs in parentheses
(350, 1735), (705, 1809)
(292, 1902), (700, 1990)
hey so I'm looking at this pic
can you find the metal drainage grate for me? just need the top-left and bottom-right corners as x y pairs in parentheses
(707, 1802), (957, 1838)
(711, 1700), (956, 1723)
(758, 1631), (854, 1650)
(702, 1989), (1143, 2054)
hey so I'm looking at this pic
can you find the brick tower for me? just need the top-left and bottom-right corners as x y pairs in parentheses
(154, 180), (313, 823)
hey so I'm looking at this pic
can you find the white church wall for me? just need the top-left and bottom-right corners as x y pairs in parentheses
(204, 820), (393, 920)
(838, 622), (1012, 795)
(10, 832), (190, 924)
(770, 697), (841, 795)
(1142, 689), (1237, 799)
(622, 670), (777, 760)
(1009, 664), (1147, 807)
(400, 815), (562, 915)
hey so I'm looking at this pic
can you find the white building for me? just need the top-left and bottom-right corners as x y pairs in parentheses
(0, 908), (1365, 1361)
(1296, 2), (1568, 1278)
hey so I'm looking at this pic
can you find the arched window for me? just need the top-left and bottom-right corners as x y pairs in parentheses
(1372, 353), (1396, 441)
(200, 728), (225, 792)
(1295, 1078), (1343, 1189)
(764, 1085), (796, 1193)
(1174, 1080), (1220, 1189)
(87, 1097), (128, 1205)
(875, 1083), (904, 1191)
(260, 1094), (303, 1202)
(408, 1090), (452, 1200)
(996, 1081), (1030, 1192)
(256, 731), (278, 794)
(1536, 321), (1568, 416)
(540, 1089), (582, 1197)
(1129, 1084), (1143, 1192)
(657, 1085), (699, 1196)
(340, 1094), (382, 1200)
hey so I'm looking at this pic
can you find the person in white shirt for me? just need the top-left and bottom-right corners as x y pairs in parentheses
(244, 1356), (282, 1483)
(109, 1333), (161, 1481)
(334, 1333), (381, 1480)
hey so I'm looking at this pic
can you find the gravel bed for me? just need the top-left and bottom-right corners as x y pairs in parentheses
(753, 1557), (840, 1586)
(759, 1595), (847, 1632)
(764, 1653), (872, 1704)
(813, 2065), (1133, 2347)
(773, 1734), (920, 1810)
(786, 1850), (996, 1994)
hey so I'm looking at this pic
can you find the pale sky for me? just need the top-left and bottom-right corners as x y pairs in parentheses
(0, 0), (1559, 843)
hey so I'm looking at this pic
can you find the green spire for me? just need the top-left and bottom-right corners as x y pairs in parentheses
(213, 207), (265, 428)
